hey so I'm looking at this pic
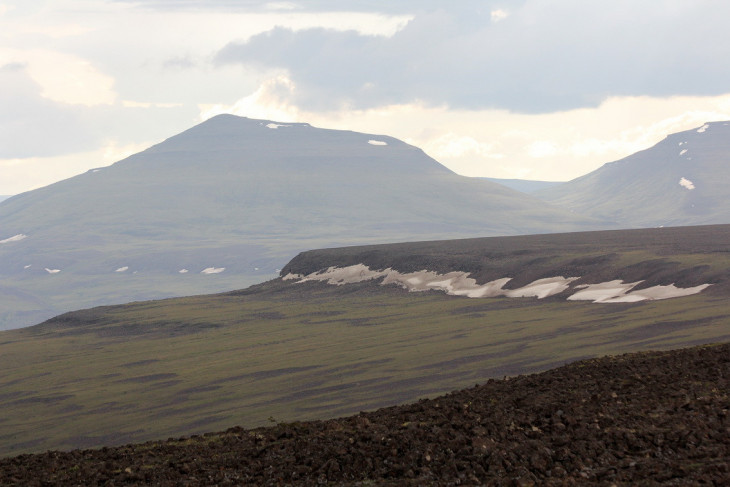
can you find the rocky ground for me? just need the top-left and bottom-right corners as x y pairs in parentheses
(1, 342), (729, 486)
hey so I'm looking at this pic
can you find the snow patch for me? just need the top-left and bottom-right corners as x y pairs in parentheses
(1, 234), (27, 244)
(266, 123), (290, 129)
(201, 267), (225, 274)
(293, 265), (576, 300)
(568, 280), (641, 303)
(24, 264), (31, 269)
(697, 124), (709, 133)
(179, 269), (189, 274)
(679, 177), (695, 190)
(115, 266), (129, 272)
(368, 140), (388, 146)
(45, 268), (61, 274)
(679, 149), (688, 156)
(289, 265), (711, 303)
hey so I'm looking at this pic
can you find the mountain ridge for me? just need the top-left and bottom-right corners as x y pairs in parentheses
(0, 114), (606, 330)
(535, 121), (730, 227)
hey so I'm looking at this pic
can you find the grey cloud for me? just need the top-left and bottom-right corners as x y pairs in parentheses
(214, 1), (730, 113)
(0, 65), (101, 158)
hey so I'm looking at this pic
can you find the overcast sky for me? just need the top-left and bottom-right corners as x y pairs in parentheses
(3, 0), (730, 194)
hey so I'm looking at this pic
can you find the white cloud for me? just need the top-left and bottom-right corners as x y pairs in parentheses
(199, 75), (300, 122)
(490, 9), (509, 22)
(264, 2), (301, 10)
(526, 140), (559, 158)
(0, 48), (116, 106)
(421, 133), (502, 160)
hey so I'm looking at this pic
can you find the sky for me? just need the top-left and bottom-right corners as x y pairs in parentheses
(3, 0), (730, 195)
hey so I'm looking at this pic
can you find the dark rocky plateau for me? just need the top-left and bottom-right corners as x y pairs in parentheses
(1, 342), (728, 486)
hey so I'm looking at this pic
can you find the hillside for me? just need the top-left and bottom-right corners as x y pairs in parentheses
(535, 121), (730, 227)
(1, 341), (728, 485)
(0, 115), (605, 331)
(484, 177), (563, 194)
(0, 224), (727, 458)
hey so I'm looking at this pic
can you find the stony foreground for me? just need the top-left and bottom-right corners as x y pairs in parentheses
(1, 342), (729, 486)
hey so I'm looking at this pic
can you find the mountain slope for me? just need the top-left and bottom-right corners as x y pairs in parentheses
(0, 115), (606, 330)
(535, 121), (730, 227)
(0, 224), (727, 458)
(484, 177), (563, 193)
(2, 341), (728, 485)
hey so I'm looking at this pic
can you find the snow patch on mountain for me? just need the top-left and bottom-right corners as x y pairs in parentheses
(45, 268), (61, 274)
(0, 234), (27, 244)
(679, 149), (688, 156)
(697, 124), (709, 133)
(368, 140), (388, 146)
(266, 123), (290, 129)
(679, 177), (695, 190)
(201, 267), (225, 274)
(286, 265), (711, 303)
(115, 266), (129, 272)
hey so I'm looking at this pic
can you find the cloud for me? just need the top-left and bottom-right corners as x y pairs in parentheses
(0, 63), (102, 158)
(490, 9), (508, 22)
(215, 2), (730, 113)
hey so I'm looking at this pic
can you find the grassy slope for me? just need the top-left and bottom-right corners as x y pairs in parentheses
(0, 225), (728, 458)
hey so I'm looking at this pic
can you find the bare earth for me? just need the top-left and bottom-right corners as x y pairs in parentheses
(1, 342), (728, 486)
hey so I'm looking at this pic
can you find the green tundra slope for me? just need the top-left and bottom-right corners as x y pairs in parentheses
(0, 224), (728, 458)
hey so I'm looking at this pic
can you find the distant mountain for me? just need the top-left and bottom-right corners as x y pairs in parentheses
(484, 178), (563, 194)
(535, 121), (730, 227)
(0, 195), (10, 203)
(0, 115), (607, 330)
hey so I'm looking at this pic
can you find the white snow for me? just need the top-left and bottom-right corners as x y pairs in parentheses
(179, 269), (189, 274)
(607, 283), (712, 302)
(679, 149), (688, 156)
(24, 264), (31, 269)
(201, 267), (225, 274)
(0, 234), (27, 244)
(568, 280), (641, 303)
(45, 268), (61, 274)
(697, 124), (709, 133)
(289, 265), (711, 304)
(115, 266), (129, 272)
(504, 277), (580, 299)
(368, 140), (388, 146)
(293, 265), (576, 300)
(266, 123), (290, 129)
(679, 177), (695, 190)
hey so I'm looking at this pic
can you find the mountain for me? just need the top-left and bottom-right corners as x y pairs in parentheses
(0, 115), (607, 330)
(0, 195), (10, 203)
(535, 121), (730, 227)
(484, 177), (563, 193)
(0, 224), (727, 457)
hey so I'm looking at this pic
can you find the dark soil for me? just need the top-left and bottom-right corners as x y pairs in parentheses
(1, 342), (729, 486)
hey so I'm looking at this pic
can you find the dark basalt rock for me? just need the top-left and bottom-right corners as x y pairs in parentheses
(1, 342), (729, 485)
